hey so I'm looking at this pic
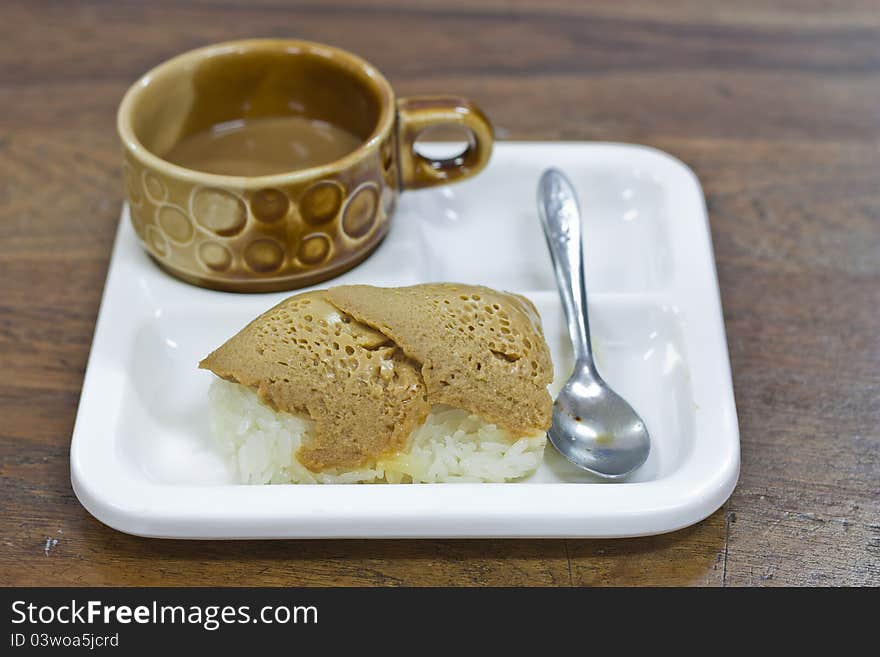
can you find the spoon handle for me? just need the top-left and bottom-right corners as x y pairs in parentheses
(537, 168), (596, 372)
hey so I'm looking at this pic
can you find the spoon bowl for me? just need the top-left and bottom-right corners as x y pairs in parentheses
(550, 364), (650, 479)
(537, 168), (650, 479)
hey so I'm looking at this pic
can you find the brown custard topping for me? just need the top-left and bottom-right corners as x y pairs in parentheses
(199, 284), (553, 471)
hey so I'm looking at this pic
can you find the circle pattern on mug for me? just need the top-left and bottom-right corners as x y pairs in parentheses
(244, 239), (285, 273)
(251, 188), (289, 223)
(143, 172), (167, 203)
(342, 184), (379, 239)
(297, 233), (332, 265)
(192, 188), (248, 237)
(300, 181), (343, 225)
(157, 205), (194, 244)
(146, 225), (169, 258)
(199, 241), (233, 272)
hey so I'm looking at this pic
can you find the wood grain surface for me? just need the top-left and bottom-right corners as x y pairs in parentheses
(1, 0), (877, 587)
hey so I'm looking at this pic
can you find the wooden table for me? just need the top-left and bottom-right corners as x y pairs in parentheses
(2, 0), (877, 587)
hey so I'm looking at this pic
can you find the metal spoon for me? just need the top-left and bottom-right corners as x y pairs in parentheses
(537, 168), (650, 479)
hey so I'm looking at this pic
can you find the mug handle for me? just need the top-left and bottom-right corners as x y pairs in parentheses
(396, 96), (494, 190)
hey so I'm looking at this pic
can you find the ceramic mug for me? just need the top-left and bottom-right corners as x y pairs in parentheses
(117, 39), (493, 292)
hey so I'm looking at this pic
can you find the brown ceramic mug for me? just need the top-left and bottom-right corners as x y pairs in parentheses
(117, 39), (493, 292)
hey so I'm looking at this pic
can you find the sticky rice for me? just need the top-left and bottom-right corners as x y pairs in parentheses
(209, 378), (546, 484)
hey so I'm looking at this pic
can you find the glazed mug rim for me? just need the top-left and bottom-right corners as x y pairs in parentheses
(117, 38), (396, 188)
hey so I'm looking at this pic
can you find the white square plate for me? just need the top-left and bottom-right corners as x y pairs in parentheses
(70, 142), (739, 538)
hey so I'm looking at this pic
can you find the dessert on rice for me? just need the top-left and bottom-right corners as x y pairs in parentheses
(200, 283), (553, 484)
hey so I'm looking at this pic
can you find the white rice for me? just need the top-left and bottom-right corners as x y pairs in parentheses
(208, 378), (546, 484)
